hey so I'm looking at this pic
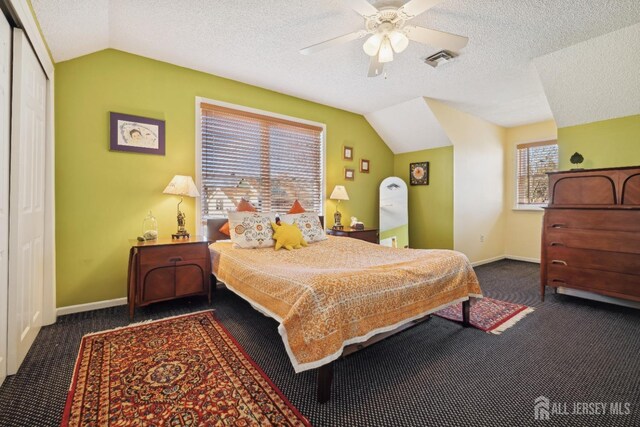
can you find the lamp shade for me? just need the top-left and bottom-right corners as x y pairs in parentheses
(163, 175), (200, 197)
(329, 185), (349, 201)
(363, 33), (383, 56)
(378, 37), (394, 63)
(388, 31), (409, 53)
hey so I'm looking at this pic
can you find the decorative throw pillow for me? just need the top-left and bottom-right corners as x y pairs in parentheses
(280, 212), (327, 243)
(219, 199), (257, 236)
(271, 222), (308, 251)
(288, 199), (306, 214)
(228, 211), (276, 249)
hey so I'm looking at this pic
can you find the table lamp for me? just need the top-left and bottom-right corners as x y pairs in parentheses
(163, 175), (200, 239)
(329, 185), (349, 230)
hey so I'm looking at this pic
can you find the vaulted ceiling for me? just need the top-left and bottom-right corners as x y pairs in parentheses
(32, 1), (640, 153)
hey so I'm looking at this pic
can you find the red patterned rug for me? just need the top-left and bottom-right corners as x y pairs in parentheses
(435, 297), (534, 334)
(61, 311), (310, 426)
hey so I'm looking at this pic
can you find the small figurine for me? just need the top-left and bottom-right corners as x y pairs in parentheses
(570, 152), (584, 170)
(350, 216), (365, 230)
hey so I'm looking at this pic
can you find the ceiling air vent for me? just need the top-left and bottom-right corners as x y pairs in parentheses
(424, 50), (457, 68)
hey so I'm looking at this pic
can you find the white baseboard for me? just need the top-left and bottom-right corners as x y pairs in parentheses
(57, 297), (127, 316)
(470, 255), (540, 266)
(505, 255), (540, 264)
(471, 255), (505, 267)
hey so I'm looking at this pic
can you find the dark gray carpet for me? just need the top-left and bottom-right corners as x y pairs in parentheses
(0, 260), (638, 426)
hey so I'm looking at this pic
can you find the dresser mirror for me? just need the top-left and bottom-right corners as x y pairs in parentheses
(379, 177), (409, 248)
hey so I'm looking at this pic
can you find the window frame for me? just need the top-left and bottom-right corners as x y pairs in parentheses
(195, 96), (326, 234)
(513, 139), (558, 211)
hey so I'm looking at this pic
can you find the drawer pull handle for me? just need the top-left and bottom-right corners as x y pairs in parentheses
(550, 242), (564, 247)
(551, 260), (567, 266)
(551, 279), (567, 284)
(168, 257), (183, 263)
(551, 223), (567, 228)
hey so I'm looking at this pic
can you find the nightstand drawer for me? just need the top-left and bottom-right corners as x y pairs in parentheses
(346, 230), (378, 243)
(139, 243), (207, 266)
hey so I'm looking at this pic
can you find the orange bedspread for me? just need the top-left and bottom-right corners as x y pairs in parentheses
(210, 236), (482, 372)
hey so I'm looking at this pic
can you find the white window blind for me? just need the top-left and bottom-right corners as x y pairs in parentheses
(516, 140), (558, 205)
(200, 102), (324, 218)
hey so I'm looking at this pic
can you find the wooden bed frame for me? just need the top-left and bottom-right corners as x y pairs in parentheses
(205, 217), (471, 403)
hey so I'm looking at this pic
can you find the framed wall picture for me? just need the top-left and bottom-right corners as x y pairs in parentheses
(344, 168), (355, 180)
(360, 159), (370, 173)
(410, 161), (429, 185)
(343, 146), (353, 160)
(110, 112), (165, 155)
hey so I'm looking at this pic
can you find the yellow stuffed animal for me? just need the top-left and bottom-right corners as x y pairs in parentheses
(271, 222), (308, 251)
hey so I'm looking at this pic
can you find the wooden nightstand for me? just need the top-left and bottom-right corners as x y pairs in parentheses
(326, 227), (379, 243)
(127, 237), (211, 320)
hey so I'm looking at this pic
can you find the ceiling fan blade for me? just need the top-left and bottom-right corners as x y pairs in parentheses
(345, 0), (379, 17)
(368, 55), (384, 78)
(299, 30), (367, 55)
(404, 25), (468, 51)
(398, 0), (444, 18)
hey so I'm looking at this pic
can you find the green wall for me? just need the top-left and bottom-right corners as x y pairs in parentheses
(393, 146), (453, 250)
(379, 224), (409, 249)
(558, 115), (640, 169)
(55, 49), (393, 307)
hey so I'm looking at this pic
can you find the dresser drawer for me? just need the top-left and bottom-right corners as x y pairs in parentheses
(546, 246), (640, 275)
(139, 243), (207, 265)
(547, 264), (640, 299)
(545, 228), (640, 254)
(544, 209), (640, 232)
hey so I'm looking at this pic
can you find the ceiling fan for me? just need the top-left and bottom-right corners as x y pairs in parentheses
(299, 0), (468, 77)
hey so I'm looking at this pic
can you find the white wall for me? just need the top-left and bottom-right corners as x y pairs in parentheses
(426, 98), (507, 264)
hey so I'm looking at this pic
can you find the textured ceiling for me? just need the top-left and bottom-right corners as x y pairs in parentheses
(32, 0), (640, 139)
(534, 23), (640, 128)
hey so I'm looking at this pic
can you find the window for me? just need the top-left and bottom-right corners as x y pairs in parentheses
(198, 100), (324, 220)
(516, 140), (558, 205)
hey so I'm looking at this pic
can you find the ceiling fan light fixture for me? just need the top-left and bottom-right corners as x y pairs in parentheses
(378, 37), (394, 63)
(388, 30), (409, 53)
(363, 33), (383, 56)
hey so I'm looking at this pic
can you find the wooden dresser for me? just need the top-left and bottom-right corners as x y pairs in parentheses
(540, 166), (640, 302)
(128, 237), (211, 319)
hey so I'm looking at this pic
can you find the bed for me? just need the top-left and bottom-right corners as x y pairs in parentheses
(207, 217), (482, 403)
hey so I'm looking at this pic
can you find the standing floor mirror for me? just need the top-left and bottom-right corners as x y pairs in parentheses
(379, 177), (408, 248)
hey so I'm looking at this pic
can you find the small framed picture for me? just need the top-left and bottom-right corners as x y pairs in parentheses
(110, 112), (165, 155)
(343, 146), (353, 160)
(410, 161), (429, 185)
(360, 159), (370, 173)
(344, 168), (355, 180)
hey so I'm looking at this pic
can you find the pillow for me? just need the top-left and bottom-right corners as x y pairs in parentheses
(219, 199), (256, 236)
(280, 212), (327, 243)
(228, 211), (277, 249)
(271, 222), (308, 251)
(288, 199), (306, 214)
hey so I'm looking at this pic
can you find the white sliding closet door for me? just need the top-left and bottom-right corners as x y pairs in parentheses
(0, 12), (11, 385)
(7, 28), (47, 375)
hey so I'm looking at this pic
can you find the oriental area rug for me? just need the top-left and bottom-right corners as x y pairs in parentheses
(61, 310), (310, 426)
(435, 297), (534, 334)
